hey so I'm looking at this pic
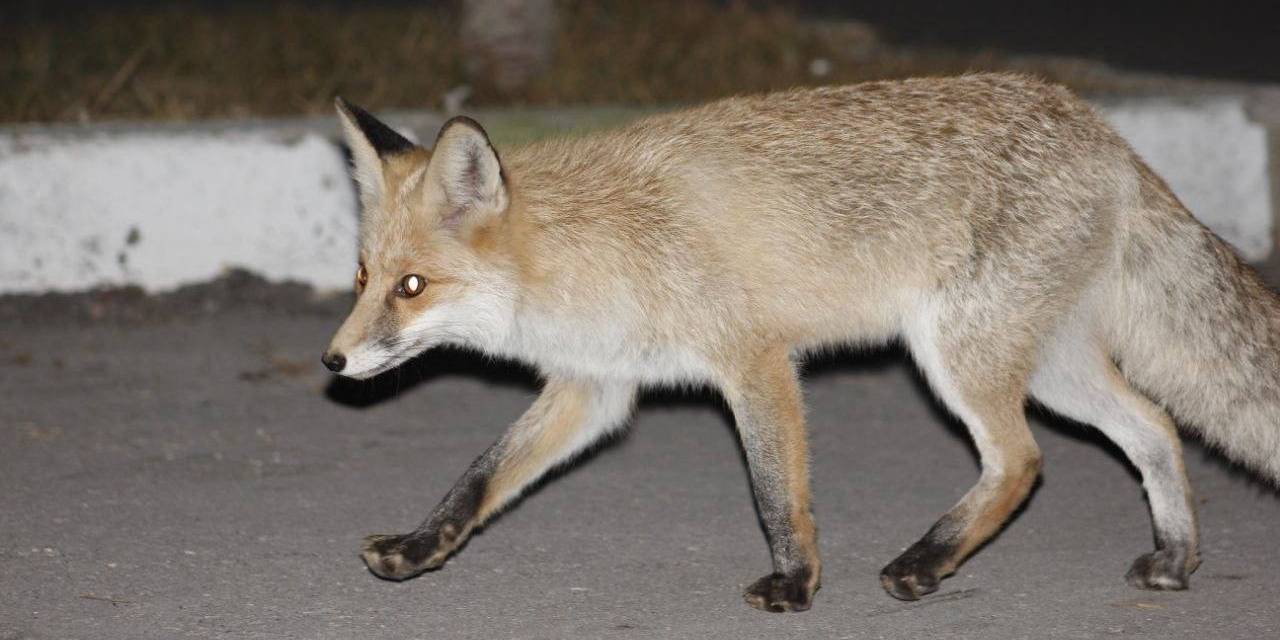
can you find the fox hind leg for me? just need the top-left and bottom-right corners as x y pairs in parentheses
(1029, 317), (1199, 590)
(882, 302), (1044, 600)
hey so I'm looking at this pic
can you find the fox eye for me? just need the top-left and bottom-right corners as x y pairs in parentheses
(355, 264), (368, 289)
(397, 274), (427, 298)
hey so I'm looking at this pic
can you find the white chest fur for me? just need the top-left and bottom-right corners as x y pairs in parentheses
(493, 309), (717, 386)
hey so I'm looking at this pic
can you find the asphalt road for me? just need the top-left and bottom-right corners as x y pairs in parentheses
(2, 280), (1279, 639)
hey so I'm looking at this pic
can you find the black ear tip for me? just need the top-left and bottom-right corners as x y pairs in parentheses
(334, 96), (365, 121)
(337, 99), (416, 157)
(336, 96), (370, 119)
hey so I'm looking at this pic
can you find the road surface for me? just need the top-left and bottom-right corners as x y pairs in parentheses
(2, 271), (1279, 639)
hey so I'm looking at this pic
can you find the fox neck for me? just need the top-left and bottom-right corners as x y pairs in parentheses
(470, 193), (561, 366)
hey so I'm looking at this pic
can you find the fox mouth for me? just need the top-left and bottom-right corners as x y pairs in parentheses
(342, 355), (402, 380)
(338, 337), (431, 380)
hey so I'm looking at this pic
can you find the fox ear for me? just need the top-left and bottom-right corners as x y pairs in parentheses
(426, 116), (508, 229)
(334, 97), (416, 206)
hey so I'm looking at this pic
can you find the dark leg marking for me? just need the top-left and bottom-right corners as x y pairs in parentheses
(879, 516), (960, 601)
(1127, 531), (1199, 591)
(361, 446), (495, 581)
(744, 565), (819, 613)
(728, 349), (821, 613)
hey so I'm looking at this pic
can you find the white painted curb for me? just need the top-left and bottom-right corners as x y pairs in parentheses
(0, 99), (1272, 294)
(0, 122), (367, 294)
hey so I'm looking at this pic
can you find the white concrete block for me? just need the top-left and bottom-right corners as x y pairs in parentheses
(0, 128), (359, 294)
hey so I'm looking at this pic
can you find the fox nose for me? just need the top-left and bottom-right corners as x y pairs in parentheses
(322, 352), (346, 373)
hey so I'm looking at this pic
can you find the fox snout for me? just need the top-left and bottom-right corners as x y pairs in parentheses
(322, 329), (386, 379)
(323, 315), (364, 377)
(323, 308), (411, 380)
(322, 337), (394, 379)
(322, 316), (379, 379)
(323, 289), (403, 379)
(321, 351), (347, 373)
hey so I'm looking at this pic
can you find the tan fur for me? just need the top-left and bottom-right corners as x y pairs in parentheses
(478, 378), (588, 519)
(329, 73), (1280, 606)
(1105, 162), (1280, 482)
(726, 344), (821, 583)
(1099, 351), (1201, 564)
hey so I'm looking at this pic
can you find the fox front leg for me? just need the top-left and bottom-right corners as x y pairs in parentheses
(361, 378), (636, 580)
(723, 345), (822, 612)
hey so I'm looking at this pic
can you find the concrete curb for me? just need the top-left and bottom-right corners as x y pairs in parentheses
(0, 98), (1273, 294)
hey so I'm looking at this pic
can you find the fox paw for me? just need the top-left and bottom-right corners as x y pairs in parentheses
(360, 533), (445, 581)
(743, 572), (818, 613)
(880, 558), (941, 601)
(1125, 549), (1192, 591)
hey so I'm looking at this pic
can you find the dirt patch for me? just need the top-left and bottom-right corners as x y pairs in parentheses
(0, 269), (349, 327)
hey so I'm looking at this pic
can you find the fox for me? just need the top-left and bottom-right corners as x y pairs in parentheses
(321, 73), (1280, 613)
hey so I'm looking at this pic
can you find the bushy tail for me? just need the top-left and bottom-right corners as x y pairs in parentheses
(1106, 161), (1280, 483)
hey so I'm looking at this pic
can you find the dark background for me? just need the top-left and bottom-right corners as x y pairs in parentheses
(10, 0), (1280, 82)
(802, 1), (1280, 83)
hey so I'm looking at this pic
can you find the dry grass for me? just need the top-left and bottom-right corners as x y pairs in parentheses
(3, 3), (462, 122)
(2, 0), (1138, 125)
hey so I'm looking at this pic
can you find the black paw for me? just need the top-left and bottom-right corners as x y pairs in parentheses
(880, 533), (956, 601)
(880, 557), (942, 601)
(743, 571), (818, 613)
(360, 533), (443, 581)
(1126, 548), (1193, 591)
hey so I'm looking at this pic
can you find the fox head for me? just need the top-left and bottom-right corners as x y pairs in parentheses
(322, 99), (517, 379)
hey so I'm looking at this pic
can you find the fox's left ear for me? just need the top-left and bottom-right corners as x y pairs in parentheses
(425, 116), (508, 229)
(334, 97), (417, 208)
